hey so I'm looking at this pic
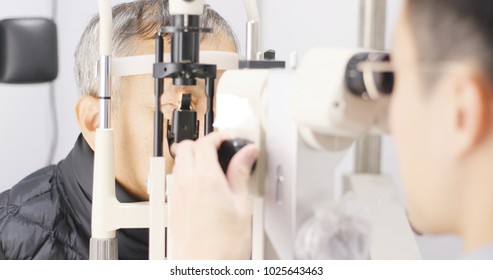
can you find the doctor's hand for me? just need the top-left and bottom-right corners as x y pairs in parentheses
(169, 132), (259, 260)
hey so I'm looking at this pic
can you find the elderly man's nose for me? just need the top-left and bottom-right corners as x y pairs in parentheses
(176, 88), (191, 95)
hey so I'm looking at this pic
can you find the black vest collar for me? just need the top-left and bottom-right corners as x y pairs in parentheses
(56, 134), (149, 259)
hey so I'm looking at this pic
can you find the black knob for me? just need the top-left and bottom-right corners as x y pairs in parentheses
(264, 49), (276, 60)
(218, 138), (255, 174)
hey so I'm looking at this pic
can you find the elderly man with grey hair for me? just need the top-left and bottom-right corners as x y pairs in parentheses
(0, 0), (240, 260)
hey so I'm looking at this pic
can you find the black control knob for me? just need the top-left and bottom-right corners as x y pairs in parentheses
(218, 138), (255, 174)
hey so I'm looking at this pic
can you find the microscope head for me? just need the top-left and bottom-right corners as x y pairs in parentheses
(215, 48), (394, 153)
(292, 48), (393, 150)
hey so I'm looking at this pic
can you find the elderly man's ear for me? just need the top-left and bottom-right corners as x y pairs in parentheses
(75, 95), (99, 151)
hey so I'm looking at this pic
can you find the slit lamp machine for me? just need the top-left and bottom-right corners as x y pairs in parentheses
(90, 0), (421, 260)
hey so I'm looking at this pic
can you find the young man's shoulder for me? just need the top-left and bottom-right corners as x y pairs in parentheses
(0, 165), (86, 260)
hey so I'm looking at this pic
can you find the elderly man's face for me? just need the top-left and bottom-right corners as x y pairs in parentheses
(111, 34), (236, 199)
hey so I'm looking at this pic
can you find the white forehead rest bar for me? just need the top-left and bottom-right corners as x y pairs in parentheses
(111, 51), (240, 77)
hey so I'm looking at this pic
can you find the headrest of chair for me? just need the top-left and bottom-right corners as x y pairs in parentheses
(0, 18), (58, 84)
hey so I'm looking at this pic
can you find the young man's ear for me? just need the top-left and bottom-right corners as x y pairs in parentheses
(75, 94), (99, 151)
(452, 70), (492, 158)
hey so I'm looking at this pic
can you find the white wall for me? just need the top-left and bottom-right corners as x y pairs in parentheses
(0, 0), (53, 189)
(0, 0), (462, 259)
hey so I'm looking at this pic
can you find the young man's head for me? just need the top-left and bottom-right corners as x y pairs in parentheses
(390, 0), (493, 251)
(74, 0), (238, 199)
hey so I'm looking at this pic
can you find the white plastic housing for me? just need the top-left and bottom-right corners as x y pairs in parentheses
(169, 0), (204, 15)
(242, 0), (260, 22)
(91, 128), (167, 251)
(292, 48), (383, 140)
(148, 157), (167, 260)
(91, 129), (161, 242)
(92, 128), (117, 239)
(111, 51), (240, 77)
(214, 69), (270, 144)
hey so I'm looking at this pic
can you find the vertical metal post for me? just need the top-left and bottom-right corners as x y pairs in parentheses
(154, 33), (164, 157)
(99, 56), (111, 129)
(246, 20), (259, 60)
(47, 0), (59, 165)
(243, 0), (261, 60)
(354, 0), (386, 174)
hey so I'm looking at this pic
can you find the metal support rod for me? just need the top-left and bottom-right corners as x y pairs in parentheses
(246, 20), (259, 61)
(354, 0), (386, 174)
(154, 34), (164, 157)
(204, 77), (215, 134)
(99, 55), (111, 129)
(360, 0), (386, 50)
(47, 0), (59, 165)
(90, 238), (118, 260)
(243, 0), (260, 61)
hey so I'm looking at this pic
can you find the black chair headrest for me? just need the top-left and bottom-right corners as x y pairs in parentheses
(0, 18), (58, 84)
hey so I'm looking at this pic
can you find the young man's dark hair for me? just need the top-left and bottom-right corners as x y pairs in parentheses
(407, 0), (493, 85)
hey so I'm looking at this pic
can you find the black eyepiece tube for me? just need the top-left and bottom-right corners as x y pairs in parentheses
(205, 77), (215, 134)
(171, 15), (200, 64)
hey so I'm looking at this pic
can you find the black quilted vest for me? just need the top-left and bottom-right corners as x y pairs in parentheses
(0, 135), (149, 259)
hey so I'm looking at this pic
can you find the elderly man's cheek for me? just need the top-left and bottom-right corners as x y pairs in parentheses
(162, 104), (179, 121)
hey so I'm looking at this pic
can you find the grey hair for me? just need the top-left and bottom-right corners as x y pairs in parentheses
(74, 0), (239, 98)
